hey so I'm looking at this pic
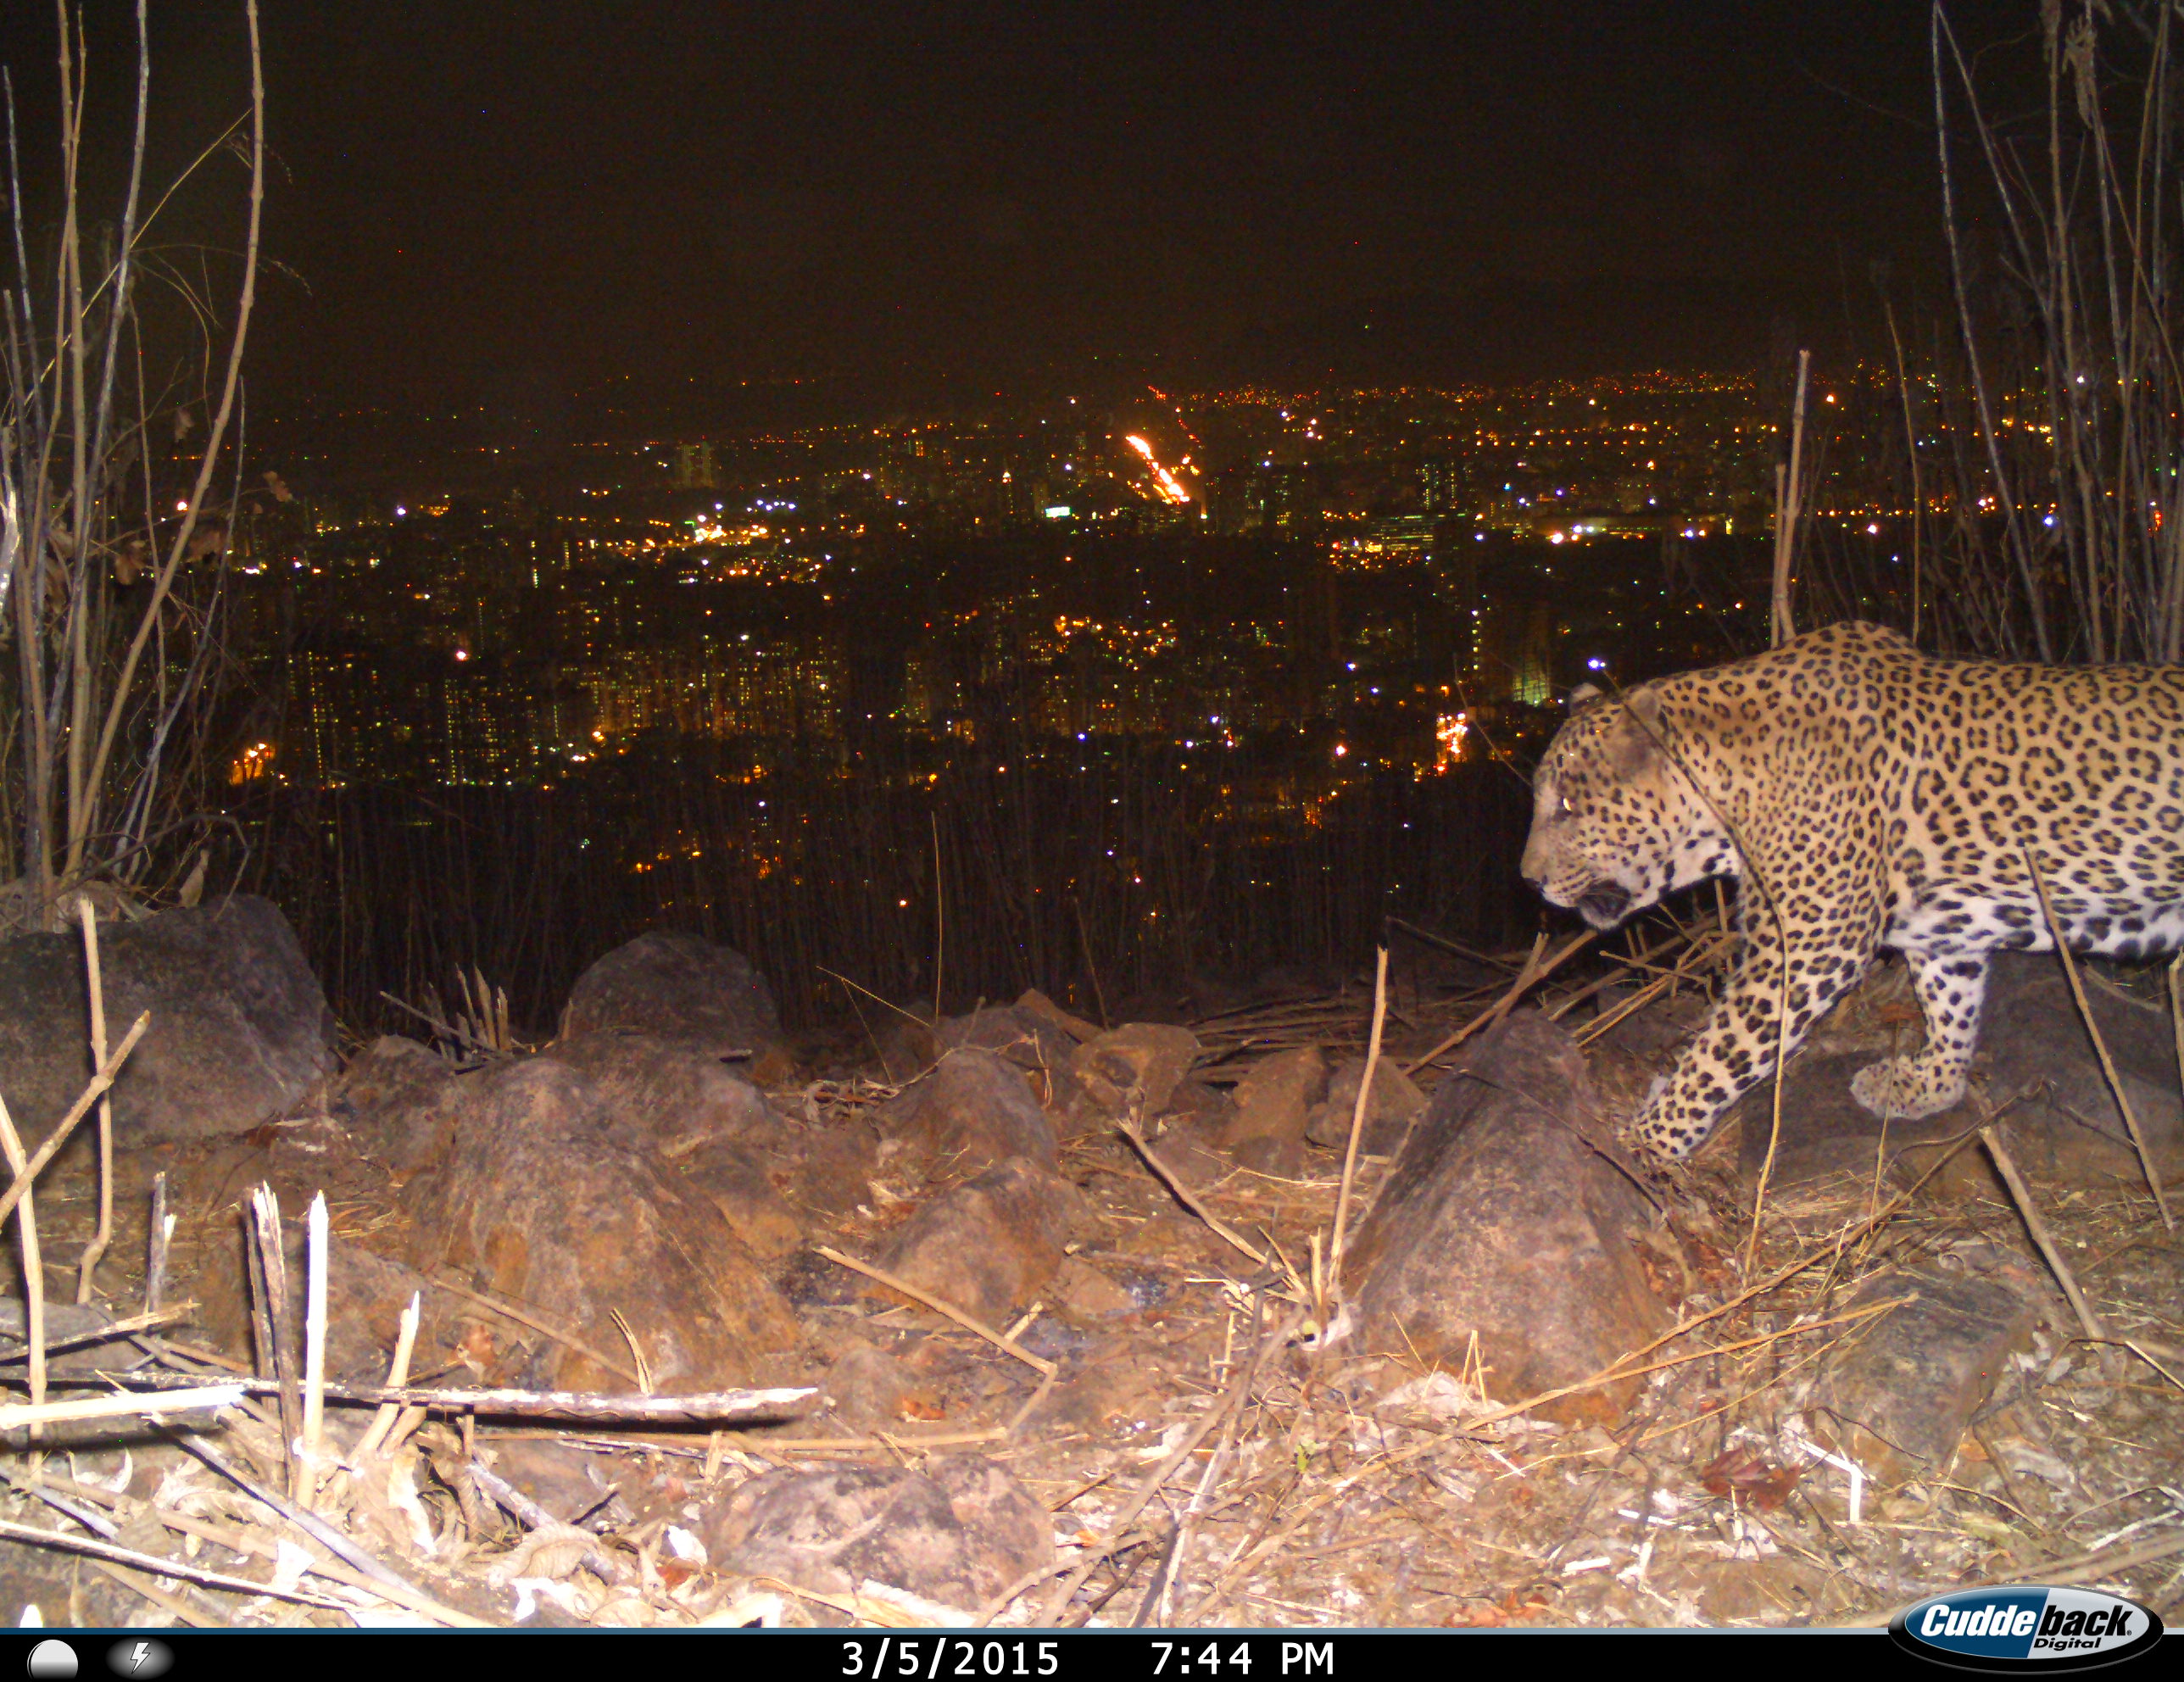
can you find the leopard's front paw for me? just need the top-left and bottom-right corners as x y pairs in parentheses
(1848, 1055), (1966, 1121)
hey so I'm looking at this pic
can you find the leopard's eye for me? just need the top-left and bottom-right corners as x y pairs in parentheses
(1559, 795), (1574, 816)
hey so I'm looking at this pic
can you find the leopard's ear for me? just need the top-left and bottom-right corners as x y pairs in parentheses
(1620, 687), (1663, 730)
(1568, 682), (1602, 706)
(1608, 686), (1666, 777)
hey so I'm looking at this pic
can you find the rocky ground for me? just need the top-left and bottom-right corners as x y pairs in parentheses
(0, 898), (2178, 1629)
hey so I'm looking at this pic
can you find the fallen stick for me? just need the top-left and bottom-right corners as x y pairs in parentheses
(0, 1304), (194, 1364)
(87, 1560), (219, 1628)
(1573, 933), (1733, 1048)
(0, 1013), (150, 1229)
(816, 1245), (1056, 1378)
(1980, 1125), (2111, 1344)
(0, 1384), (243, 1429)
(1117, 1122), (1273, 1273)
(723, 1427), (1008, 1454)
(468, 1457), (632, 1585)
(0, 1516), (350, 1612)
(176, 1433), (457, 1614)
(148, 1504), (489, 1627)
(76, 1367), (822, 1423)
(74, 900), (116, 1305)
(1545, 927), (1696, 1021)
(424, 1273), (643, 1388)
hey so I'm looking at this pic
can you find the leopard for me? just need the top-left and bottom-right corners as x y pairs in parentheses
(1518, 619), (2184, 1161)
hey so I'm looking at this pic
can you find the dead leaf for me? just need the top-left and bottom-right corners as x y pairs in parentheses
(1697, 1447), (1801, 1510)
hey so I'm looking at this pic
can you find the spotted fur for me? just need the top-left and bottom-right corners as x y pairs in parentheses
(1518, 621), (2184, 1161)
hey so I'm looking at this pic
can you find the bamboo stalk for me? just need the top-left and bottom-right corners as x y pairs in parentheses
(0, 1384), (242, 1429)
(72, 899), (114, 1302)
(1328, 945), (1388, 1297)
(0, 1516), (349, 1612)
(245, 1184), (304, 1491)
(79, 1367), (820, 1423)
(300, 1192), (329, 1506)
(0, 1012), (149, 1230)
(351, 1292), (420, 1462)
(0, 1092), (47, 1440)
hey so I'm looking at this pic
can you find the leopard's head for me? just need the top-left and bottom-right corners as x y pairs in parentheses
(1520, 685), (1722, 928)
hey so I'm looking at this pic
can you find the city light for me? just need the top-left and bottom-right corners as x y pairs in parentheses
(1123, 435), (1191, 505)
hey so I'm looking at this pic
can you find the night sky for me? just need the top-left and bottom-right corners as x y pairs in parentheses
(6, 3), (2018, 426)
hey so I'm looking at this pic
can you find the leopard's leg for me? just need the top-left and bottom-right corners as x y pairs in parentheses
(1631, 920), (1875, 1162)
(1849, 947), (1990, 1120)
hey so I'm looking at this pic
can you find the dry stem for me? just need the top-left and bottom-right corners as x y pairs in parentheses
(816, 1245), (1056, 1377)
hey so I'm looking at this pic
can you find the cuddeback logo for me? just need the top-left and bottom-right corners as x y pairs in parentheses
(1889, 1585), (2164, 1671)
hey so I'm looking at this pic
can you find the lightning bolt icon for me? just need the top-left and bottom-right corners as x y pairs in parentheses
(128, 1643), (149, 1674)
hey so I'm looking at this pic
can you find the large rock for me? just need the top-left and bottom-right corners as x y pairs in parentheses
(0, 895), (333, 1145)
(1069, 1022), (1202, 1120)
(1306, 1055), (1428, 1155)
(1217, 1044), (1327, 1177)
(1346, 1010), (1667, 1422)
(560, 930), (781, 1056)
(402, 1057), (802, 1390)
(1015, 988), (1101, 1045)
(704, 1458), (1051, 1613)
(673, 1137), (807, 1262)
(935, 1005), (1080, 1089)
(332, 1035), (465, 1172)
(549, 1030), (783, 1157)
(1807, 1266), (2037, 1486)
(876, 1157), (1082, 1323)
(875, 1049), (1056, 1180)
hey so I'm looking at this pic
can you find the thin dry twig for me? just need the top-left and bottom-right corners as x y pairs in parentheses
(1116, 1123), (1281, 1278)
(425, 1272), (642, 1387)
(1328, 944), (1389, 1299)
(1033, 1309), (1301, 1626)
(1402, 930), (1596, 1075)
(816, 1245), (1056, 1378)
(0, 1516), (349, 1612)
(1981, 1123), (2112, 1344)
(2025, 844), (2175, 1229)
